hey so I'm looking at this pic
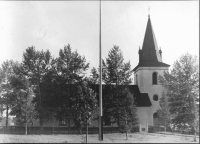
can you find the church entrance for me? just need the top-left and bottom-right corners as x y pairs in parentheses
(153, 112), (159, 126)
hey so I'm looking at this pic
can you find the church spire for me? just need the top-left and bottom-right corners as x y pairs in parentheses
(140, 15), (162, 62)
(133, 15), (170, 71)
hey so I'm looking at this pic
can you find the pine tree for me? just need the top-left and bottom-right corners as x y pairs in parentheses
(103, 45), (133, 85)
(159, 53), (199, 141)
(89, 45), (137, 131)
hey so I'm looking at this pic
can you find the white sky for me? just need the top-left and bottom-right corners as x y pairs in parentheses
(0, 1), (199, 78)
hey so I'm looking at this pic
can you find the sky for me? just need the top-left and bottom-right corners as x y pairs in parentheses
(0, 1), (199, 79)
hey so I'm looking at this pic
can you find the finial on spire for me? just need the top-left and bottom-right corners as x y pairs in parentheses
(148, 7), (150, 18)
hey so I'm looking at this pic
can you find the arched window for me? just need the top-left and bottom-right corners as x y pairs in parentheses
(153, 112), (159, 118)
(153, 112), (159, 126)
(153, 95), (159, 101)
(152, 72), (158, 84)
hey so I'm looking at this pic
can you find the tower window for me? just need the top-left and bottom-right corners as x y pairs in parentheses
(153, 95), (159, 101)
(152, 72), (158, 85)
(136, 74), (138, 85)
(153, 112), (159, 118)
(153, 112), (159, 126)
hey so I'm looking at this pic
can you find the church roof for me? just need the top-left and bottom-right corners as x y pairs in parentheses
(128, 85), (152, 107)
(133, 16), (170, 71)
(90, 84), (152, 107)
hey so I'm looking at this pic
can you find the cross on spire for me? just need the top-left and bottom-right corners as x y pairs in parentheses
(148, 7), (150, 17)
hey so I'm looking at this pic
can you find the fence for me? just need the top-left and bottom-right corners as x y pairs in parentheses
(148, 126), (168, 133)
(148, 126), (199, 135)
(0, 126), (197, 135)
(0, 126), (120, 135)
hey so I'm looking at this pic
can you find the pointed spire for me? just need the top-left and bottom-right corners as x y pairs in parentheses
(133, 15), (170, 71)
(140, 15), (162, 62)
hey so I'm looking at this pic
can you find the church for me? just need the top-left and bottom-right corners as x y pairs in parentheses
(98, 14), (170, 129)
(132, 14), (170, 128)
(92, 14), (170, 129)
(0, 15), (170, 130)
(32, 15), (170, 128)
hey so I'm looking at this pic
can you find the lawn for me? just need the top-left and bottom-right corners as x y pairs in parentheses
(0, 133), (199, 143)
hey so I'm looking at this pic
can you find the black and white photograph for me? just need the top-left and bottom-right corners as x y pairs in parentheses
(0, 0), (199, 143)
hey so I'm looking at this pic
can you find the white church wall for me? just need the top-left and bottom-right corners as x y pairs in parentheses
(134, 67), (169, 126)
(136, 107), (152, 126)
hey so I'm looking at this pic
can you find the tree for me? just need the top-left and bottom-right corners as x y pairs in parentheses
(102, 45), (133, 85)
(118, 91), (138, 140)
(89, 45), (137, 128)
(157, 91), (171, 131)
(0, 60), (18, 129)
(0, 104), (3, 122)
(88, 68), (99, 84)
(159, 53), (199, 141)
(18, 46), (53, 131)
(70, 81), (97, 135)
(45, 44), (91, 128)
(9, 74), (35, 135)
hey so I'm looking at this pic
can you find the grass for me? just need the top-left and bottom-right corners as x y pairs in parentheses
(0, 133), (199, 143)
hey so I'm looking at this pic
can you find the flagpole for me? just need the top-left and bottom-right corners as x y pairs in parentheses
(99, 0), (103, 141)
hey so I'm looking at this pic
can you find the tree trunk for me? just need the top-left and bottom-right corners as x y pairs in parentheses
(5, 80), (9, 133)
(125, 120), (128, 140)
(86, 124), (88, 143)
(29, 124), (31, 135)
(80, 126), (82, 135)
(193, 108), (197, 142)
(190, 83), (197, 142)
(38, 79), (43, 134)
(25, 122), (28, 135)
(39, 118), (44, 134)
(68, 119), (71, 134)
(52, 118), (54, 135)
(25, 90), (28, 135)
(193, 125), (196, 142)
(6, 104), (8, 128)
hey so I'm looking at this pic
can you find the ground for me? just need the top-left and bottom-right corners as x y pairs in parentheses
(0, 132), (199, 143)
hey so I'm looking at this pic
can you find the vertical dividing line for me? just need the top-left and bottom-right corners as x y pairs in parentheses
(99, 0), (103, 141)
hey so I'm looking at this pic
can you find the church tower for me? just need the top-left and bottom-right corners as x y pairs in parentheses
(133, 15), (170, 126)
